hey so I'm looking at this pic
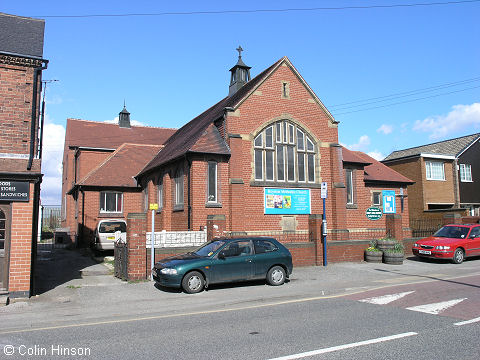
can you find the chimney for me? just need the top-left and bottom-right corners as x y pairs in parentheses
(119, 104), (131, 128)
(229, 46), (251, 97)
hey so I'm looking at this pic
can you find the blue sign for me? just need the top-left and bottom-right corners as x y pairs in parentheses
(382, 190), (396, 214)
(264, 188), (311, 215)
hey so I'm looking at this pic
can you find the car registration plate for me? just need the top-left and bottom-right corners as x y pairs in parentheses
(107, 236), (115, 240)
(419, 250), (431, 255)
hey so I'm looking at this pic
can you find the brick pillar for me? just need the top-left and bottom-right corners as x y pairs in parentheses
(309, 214), (324, 266)
(126, 213), (147, 281)
(207, 215), (226, 240)
(228, 135), (245, 231)
(386, 214), (403, 241)
(329, 144), (348, 240)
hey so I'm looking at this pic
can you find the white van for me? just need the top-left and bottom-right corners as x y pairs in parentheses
(93, 219), (127, 251)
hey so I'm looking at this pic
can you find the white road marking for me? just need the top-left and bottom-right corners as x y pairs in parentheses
(359, 291), (415, 305)
(267, 332), (418, 360)
(454, 317), (480, 326)
(406, 298), (467, 315)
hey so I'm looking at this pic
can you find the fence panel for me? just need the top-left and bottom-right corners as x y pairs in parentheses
(146, 230), (208, 248)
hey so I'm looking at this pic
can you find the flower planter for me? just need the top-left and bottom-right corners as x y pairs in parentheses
(377, 238), (396, 252)
(383, 252), (404, 265)
(365, 250), (383, 263)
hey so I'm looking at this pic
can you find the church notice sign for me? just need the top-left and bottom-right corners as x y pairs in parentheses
(0, 180), (30, 202)
(264, 188), (311, 215)
(366, 207), (383, 221)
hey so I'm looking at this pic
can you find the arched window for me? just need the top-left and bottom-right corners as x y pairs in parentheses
(254, 121), (316, 184)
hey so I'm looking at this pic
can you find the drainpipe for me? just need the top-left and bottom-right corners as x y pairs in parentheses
(186, 155), (192, 231)
(453, 158), (460, 208)
(30, 177), (42, 296)
(27, 60), (49, 170)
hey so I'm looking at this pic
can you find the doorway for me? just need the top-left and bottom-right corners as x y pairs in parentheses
(0, 204), (11, 291)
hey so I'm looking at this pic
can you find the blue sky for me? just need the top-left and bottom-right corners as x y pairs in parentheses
(2, 0), (479, 204)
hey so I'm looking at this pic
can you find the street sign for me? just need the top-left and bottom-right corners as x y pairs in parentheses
(366, 207), (383, 220)
(321, 182), (328, 199)
(149, 203), (158, 210)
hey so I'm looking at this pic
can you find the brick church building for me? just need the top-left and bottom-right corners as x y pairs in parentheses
(62, 50), (413, 267)
(0, 13), (48, 298)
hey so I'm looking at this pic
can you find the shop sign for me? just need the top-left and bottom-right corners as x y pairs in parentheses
(0, 180), (30, 202)
(366, 206), (383, 220)
(264, 188), (311, 215)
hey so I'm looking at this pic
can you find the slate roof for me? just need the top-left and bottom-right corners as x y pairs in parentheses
(65, 118), (176, 149)
(343, 147), (414, 184)
(138, 56), (336, 178)
(383, 133), (480, 161)
(74, 143), (163, 189)
(0, 13), (45, 58)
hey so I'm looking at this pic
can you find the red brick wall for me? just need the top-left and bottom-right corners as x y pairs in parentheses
(8, 182), (35, 293)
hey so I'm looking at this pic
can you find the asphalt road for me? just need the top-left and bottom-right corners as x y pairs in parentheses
(1, 272), (479, 359)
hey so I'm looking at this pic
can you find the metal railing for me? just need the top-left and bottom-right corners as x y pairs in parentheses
(223, 230), (311, 243)
(114, 242), (128, 280)
(410, 219), (442, 238)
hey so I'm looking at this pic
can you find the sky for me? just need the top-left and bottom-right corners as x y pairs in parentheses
(2, 0), (479, 205)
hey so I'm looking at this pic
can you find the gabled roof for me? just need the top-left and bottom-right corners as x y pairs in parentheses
(0, 13), (45, 58)
(65, 119), (176, 149)
(383, 133), (480, 162)
(343, 148), (414, 184)
(138, 56), (337, 178)
(73, 143), (163, 190)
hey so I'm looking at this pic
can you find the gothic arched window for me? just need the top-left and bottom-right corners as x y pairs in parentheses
(254, 121), (316, 184)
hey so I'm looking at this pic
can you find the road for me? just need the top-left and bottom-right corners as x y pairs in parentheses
(1, 272), (479, 359)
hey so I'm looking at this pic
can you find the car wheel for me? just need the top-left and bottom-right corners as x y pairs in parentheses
(182, 271), (205, 294)
(267, 266), (286, 286)
(452, 248), (464, 264)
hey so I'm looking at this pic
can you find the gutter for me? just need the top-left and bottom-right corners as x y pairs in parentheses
(27, 60), (49, 170)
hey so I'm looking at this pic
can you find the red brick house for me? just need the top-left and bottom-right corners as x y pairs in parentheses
(0, 13), (47, 297)
(132, 53), (413, 267)
(61, 109), (176, 245)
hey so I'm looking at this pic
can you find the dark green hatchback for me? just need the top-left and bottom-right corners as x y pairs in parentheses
(152, 237), (293, 293)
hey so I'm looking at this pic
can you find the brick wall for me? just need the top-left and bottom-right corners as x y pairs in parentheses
(8, 182), (34, 295)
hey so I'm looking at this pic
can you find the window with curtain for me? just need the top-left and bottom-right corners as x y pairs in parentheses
(425, 161), (445, 180)
(100, 192), (123, 213)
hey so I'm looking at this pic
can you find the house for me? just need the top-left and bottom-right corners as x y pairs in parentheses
(131, 51), (413, 268)
(60, 108), (176, 246)
(383, 133), (480, 227)
(0, 13), (47, 298)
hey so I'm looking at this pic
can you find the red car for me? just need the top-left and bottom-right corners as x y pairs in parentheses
(412, 224), (480, 264)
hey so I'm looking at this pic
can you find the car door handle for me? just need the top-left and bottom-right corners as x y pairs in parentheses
(246, 259), (253, 263)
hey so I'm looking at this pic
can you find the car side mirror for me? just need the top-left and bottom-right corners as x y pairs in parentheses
(218, 252), (226, 260)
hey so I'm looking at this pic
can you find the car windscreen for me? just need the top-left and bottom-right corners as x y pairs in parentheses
(194, 240), (227, 257)
(99, 222), (126, 233)
(433, 226), (469, 239)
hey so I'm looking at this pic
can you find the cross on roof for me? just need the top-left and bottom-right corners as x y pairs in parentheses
(236, 46), (243, 58)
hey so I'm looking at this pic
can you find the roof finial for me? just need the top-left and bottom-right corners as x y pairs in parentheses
(123, 99), (126, 109)
(236, 45), (243, 59)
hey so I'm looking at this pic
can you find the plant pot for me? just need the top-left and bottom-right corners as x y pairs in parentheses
(377, 238), (396, 252)
(365, 250), (383, 263)
(383, 252), (404, 265)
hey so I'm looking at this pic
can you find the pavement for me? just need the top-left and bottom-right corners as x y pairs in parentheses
(1, 245), (479, 333)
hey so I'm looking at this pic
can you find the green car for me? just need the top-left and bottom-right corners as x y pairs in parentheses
(152, 237), (293, 293)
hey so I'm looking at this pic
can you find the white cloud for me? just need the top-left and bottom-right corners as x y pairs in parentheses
(367, 150), (385, 161)
(40, 123), (65, 205)
(348, 135), (371, 151)
(104, 116), (144, 126)
(413, 103), (480, 139)
(377, 124), (393, 135)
